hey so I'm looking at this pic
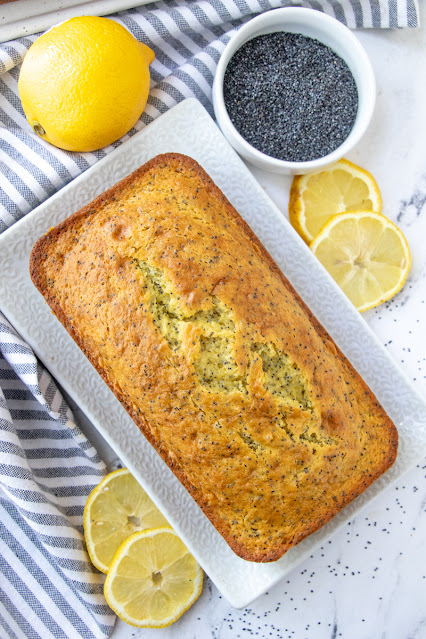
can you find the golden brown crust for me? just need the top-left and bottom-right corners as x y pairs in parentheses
(30, 153), (398, 562)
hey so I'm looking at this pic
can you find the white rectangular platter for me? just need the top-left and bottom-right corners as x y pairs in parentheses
(0, 98), (425, 608)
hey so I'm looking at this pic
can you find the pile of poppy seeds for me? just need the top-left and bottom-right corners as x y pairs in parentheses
(223, 32), (359, 162)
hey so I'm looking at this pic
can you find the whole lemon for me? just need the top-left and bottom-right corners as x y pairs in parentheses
(18, 16), (154, 152)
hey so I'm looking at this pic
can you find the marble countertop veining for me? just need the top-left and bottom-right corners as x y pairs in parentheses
(71, 13), (426, 639)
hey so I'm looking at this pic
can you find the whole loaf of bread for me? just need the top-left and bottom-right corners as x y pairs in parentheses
(30, 153), (398, 562)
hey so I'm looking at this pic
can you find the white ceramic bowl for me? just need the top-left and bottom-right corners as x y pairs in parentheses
(212, 7), (376, 175)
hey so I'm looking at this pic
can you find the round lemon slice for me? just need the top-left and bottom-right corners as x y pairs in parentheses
(104, 527), (203, 628)
(310, 210), (411, 312)
(289, 159), (382, 243)
(83, 468), (169, 573)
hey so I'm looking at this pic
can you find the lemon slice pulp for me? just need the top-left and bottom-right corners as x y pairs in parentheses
(289, 159), (382, 243)
(310, 210), (411, 312)
(83, 468), (168, 573)
(104, 527), (203, 628)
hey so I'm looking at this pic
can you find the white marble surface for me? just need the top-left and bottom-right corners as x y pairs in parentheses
(72, 14), (426, 639)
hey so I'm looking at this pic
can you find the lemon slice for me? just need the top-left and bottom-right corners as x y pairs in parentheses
(310, 211), (411, 312)
(104, 527), (203, 628)
(289, 159), (382, 243)
(83, 468), (169, 573)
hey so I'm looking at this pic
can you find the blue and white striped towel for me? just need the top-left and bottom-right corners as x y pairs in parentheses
(0, 0), (420, 232)
(0, 313), (114, 638)
(0, 1), (420, 638)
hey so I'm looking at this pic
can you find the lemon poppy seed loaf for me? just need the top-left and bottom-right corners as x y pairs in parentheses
(30, 153), (398, 562)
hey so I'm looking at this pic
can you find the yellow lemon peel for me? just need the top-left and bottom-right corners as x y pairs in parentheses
(18, 16), (154, 152)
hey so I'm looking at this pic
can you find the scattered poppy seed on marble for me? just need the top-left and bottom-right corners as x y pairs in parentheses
(223, 32), (358, 162)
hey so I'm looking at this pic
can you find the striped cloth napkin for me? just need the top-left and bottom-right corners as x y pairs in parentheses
(0, 1), (420, 638)
(0, 315), (114, 639)
(0, 0), (420, 232)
